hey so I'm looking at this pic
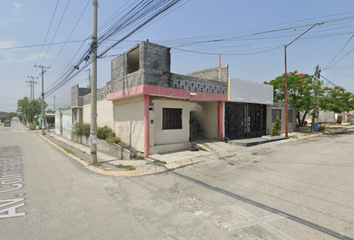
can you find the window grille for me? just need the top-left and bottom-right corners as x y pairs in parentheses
(163, 108), (182, 129)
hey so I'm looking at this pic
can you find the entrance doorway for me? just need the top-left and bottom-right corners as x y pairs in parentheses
(225, 102), (266, 139)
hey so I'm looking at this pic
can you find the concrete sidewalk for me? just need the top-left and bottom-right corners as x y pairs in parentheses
(39, 125), (354, 176)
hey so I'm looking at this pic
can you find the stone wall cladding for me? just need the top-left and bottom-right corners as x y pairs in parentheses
(187, 64), (229, 83)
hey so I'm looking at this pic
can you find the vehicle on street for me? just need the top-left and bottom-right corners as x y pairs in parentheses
(4, 120), (11, 127)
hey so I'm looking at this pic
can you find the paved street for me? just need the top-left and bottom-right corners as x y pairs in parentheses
(1, 121), (353, 239)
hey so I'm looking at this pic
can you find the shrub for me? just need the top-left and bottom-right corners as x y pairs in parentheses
(271, 116), (281, 136)
(97, 125), (115, 140)
(318, 125), (325, 131)
(29, 123), (36, 130)
(73, 122), (90, 137)
(106, 136), (120, 144)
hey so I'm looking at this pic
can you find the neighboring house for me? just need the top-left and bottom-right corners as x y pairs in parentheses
(70, 41), (292, 156)
(266, 103), (297, 134)
(306, 110), (346, 124)
(55, 109), (72, 140)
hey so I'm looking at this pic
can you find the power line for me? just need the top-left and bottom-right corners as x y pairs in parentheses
(49, 0), (91, 67)
(39, 0), (71, 66)
(172, 45), (283, 56)
(322, 31), (354, 70)
(0, 40), (87, 50)
(28, 0), (59, 77)
(45, 0), (184, 97)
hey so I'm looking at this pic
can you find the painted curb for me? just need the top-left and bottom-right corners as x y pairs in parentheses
(38, 134), (204, 176)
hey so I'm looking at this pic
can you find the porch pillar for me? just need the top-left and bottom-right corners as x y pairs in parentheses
(218, 101), (224, 140)
(144, 94), (150, 157)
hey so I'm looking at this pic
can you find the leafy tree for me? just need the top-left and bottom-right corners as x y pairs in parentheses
(319, 86), (354, 113)
(6, 112), (17, 120)
(17, 97), (30, 123)
(17, 97), (47, 123)
(268, 70), (354, 126)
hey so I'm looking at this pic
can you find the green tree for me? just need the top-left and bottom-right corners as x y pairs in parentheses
(6, 112), (17, 120)
(17, 97), (30, 123)
(319, 86), (354, 113)
(268, 70), (354, 126)
(271, 116), (281, 136)
(17, 97), (47, 123)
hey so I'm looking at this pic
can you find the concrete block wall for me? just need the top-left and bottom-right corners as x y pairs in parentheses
(71, 85), (79, 107)
(187, 65), (229, 83)
(111, 53), (126, 90)
(141, 41), (170, 73)
(109, 41), (228, 94)
(111, 69), (144, 93)
(72, 84), (91, 107)
(170, 73), (228, 94)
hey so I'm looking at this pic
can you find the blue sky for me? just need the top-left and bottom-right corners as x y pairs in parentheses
(1, 0), (354, 112)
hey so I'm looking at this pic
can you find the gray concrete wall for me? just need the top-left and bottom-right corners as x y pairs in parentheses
(71, 84), (91, 107)
(55, 109), (72, 140)
(71, 134), (135, 159)
(187, 65), (229, 83)
(266, 103), (297, 134)
(141, 41), (170, 73)
(109, 41), (228, 94)
(170, 73), (228, 94)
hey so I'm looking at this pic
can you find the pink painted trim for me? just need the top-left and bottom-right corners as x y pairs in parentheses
(144, 94), (149, 157)
(106, 84), (227, 101)
(218, 101), (223, 140)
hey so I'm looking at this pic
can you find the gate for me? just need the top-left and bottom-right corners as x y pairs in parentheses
(225, 102), (266, 139)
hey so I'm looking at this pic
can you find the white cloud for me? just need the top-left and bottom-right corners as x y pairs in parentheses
(13, 3), (21, 9)
(0, 40), (16, 49)
(0, 53), (50, 65)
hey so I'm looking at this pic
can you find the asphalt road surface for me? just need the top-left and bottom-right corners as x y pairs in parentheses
(1, 121), (353, 240)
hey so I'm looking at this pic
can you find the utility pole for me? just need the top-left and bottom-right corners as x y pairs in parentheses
(26, 76), (39, 100)
(90, 0), (98, 164)
(35, 65), (50, 135)
(312, 64), (320, 131)
(53, 96), (56, 112)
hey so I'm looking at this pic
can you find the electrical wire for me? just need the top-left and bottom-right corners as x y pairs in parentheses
(45, 0), (183, 97)
(39, 0), (71, 66)
(27, 0), (59, 76)
(0, 40), (88, 50)
(49, 0), (90, 67)
(172, 45), (283, 56)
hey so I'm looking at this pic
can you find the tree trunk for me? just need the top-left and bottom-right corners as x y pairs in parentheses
(301, 111), (308, 126)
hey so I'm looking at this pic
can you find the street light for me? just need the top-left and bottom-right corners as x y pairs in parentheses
(284, 22), (324, 137)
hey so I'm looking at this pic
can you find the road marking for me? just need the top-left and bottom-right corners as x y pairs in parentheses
(226, 206), (295, 240)
(0, 153), (26, 219)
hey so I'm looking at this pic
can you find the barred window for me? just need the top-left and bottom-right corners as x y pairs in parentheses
(288, 110), (293, 122)
(163, 108), (182, 130)
(272, 109), (282, 122)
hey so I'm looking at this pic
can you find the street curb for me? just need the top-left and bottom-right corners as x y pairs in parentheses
(38, 134), (205, 177)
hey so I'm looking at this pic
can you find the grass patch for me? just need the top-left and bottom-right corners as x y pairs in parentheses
(116, 164), (136, 171)
(289, 136), (298, 139)
(135, 156), (145, 160)
(62, 147), (75, 155)
(154, 160), (167, 165)
(91, 162), (102, 167)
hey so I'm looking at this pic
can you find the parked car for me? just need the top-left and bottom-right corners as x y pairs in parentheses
(4, 120), (11, 127)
